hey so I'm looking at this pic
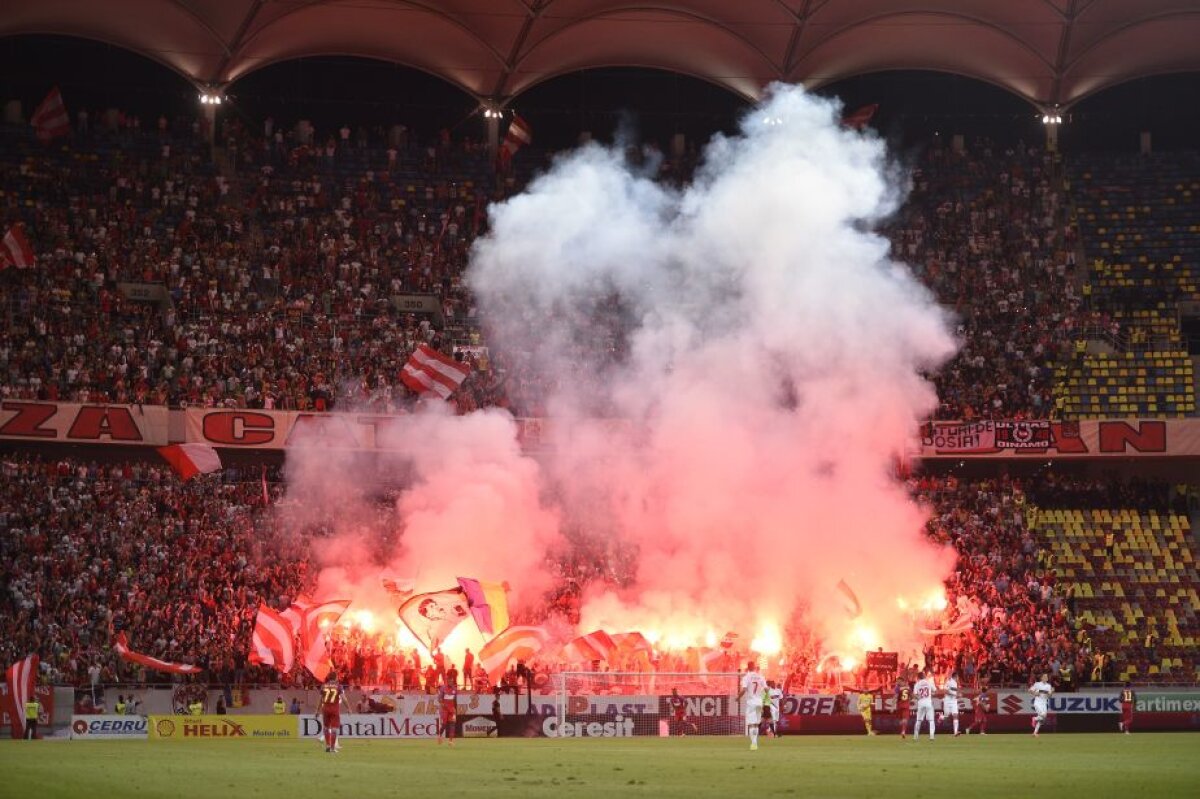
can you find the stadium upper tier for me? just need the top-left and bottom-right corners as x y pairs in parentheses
(0, 121), (1197, 420)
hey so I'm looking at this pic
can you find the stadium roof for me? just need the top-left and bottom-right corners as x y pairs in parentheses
(5, 1), (1200, 109)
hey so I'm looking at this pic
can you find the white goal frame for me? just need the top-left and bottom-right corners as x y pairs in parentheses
(552, 672), (747, 737)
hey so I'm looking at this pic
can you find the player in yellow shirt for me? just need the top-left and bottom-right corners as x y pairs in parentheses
(858, 691), (876, 735)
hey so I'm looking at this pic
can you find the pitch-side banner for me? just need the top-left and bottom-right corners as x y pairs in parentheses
(0, 402), (168, 446)
(300, 713), (442, 739)
(918, 419), (1200, 458)
(148, 715), (297, 740)
(70, 715), (148, 739)
(993, 690), (1200, 715)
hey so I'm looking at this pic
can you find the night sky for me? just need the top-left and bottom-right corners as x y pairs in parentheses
(1, 34), (1198, 153)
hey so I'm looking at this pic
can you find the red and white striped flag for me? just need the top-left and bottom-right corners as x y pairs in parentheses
(0, 224), (35, 270)
(479, 626), (549, 684)
(31, 87), (70, 142)
(700, 648), (727, 674)
(501, 114), (532, 157)
(612, 632), (653, 655)
(299, 598), (352, 682)
(156, 443), (222, 480)
(280, 595), (314, 632)
(400, 344), (470, 400)
(113, 632), (201, 675)
(841, 103), (878, 130)
(5, 654), (38, 738)
(248, 604), (296, 674)
(561, 630), (618, 664)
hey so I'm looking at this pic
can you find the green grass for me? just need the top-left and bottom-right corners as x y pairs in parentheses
(1, 734), (1196, 799)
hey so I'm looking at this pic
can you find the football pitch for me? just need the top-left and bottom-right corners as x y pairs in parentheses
(1, 734), (1196, 799)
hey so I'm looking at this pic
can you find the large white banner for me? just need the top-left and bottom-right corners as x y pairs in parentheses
(0, 402), (168, 446)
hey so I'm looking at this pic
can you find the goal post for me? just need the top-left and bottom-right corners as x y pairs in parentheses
(552, 672), (747, 737)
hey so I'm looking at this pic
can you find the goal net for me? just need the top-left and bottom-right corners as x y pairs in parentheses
(551, 672), (747, 737)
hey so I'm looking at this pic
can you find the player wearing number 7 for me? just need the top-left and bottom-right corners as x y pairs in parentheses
(319, 673), (348, 753)
(1029, 673), (1053, 737)
(738, 661), (767, 751)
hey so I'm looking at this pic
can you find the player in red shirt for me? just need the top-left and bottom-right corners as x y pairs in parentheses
(320, 674), (346, 753)
(1119, 683), (1136, 734)
(894, 680), (911, 738)
(437, 680), (458, 746)
(668, 688), (697, 736)
(968, 687), (990, 735)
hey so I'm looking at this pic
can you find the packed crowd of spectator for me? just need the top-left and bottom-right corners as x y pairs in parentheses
(1, 111), (1096, 422)
(0, 455), (304, 686)
(888, 137), (1084, 420)
(912, 473), (1086, 689)
(0, 113), (518, 413)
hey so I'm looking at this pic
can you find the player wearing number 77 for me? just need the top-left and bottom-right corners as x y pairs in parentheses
(319, 673), (348, 753)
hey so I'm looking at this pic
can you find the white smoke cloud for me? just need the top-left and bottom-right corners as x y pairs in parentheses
(468, 84), (959, 654)
(286, 84), (958, 665)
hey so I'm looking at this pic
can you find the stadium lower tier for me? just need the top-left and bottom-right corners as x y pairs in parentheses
(1034, 507), (1199, 683)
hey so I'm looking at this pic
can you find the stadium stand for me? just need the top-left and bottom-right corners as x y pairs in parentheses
(1057, 152), (1200, 418)
(1, 111), (1198, 698)
(888, 137), (1081, 421)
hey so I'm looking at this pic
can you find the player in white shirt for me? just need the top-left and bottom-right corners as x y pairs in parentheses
(912, 670), (936, 740)
(739, 661), (767, 750)
(767, 681), (783, 738)
(943, 670), (961, 737)
(1029, 673), (1054, 736)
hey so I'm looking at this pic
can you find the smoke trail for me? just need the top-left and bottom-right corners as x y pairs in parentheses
(469, 84), (959, 655)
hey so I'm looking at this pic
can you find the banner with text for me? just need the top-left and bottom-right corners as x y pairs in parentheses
(148, 714), (297, 740)
(918, 418), (1200, 458)
(71, 714), (149, 739)
(0, 402), (168, 446)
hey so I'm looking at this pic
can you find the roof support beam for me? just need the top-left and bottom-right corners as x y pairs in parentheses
(211, 0), (266, 83)
(1049, 0), (1080, 106)
(493, 0), (548, 100)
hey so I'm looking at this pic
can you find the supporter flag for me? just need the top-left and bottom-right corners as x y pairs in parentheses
(500, 114), (532, 158)
(31, 87), (70, 142)
(456, 577), (510, 637)
(478, 626), (549, 684)
(397, 588), (470, 653)
(249, 604), (296, 673)
(700, 648), (727, 674)
(837, 579), (862, 619)
(298, 598), (352, 681)
(381, 575), (416, 602)
(156, 443), (222, 480)
(612, 632), (653, 655)
(720, 632), (739, 650)
(280, 595), (314, 631)
(400, 344), (470, 400)
(841, 103), (878, 130)
(113, 632), (201, 675)
(5, 654), (38, 739)
(0, 224), (35, 270)
(835, 578), (864, 614)
(260, 464), (270, 506)
(561, 630), (618, 664)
